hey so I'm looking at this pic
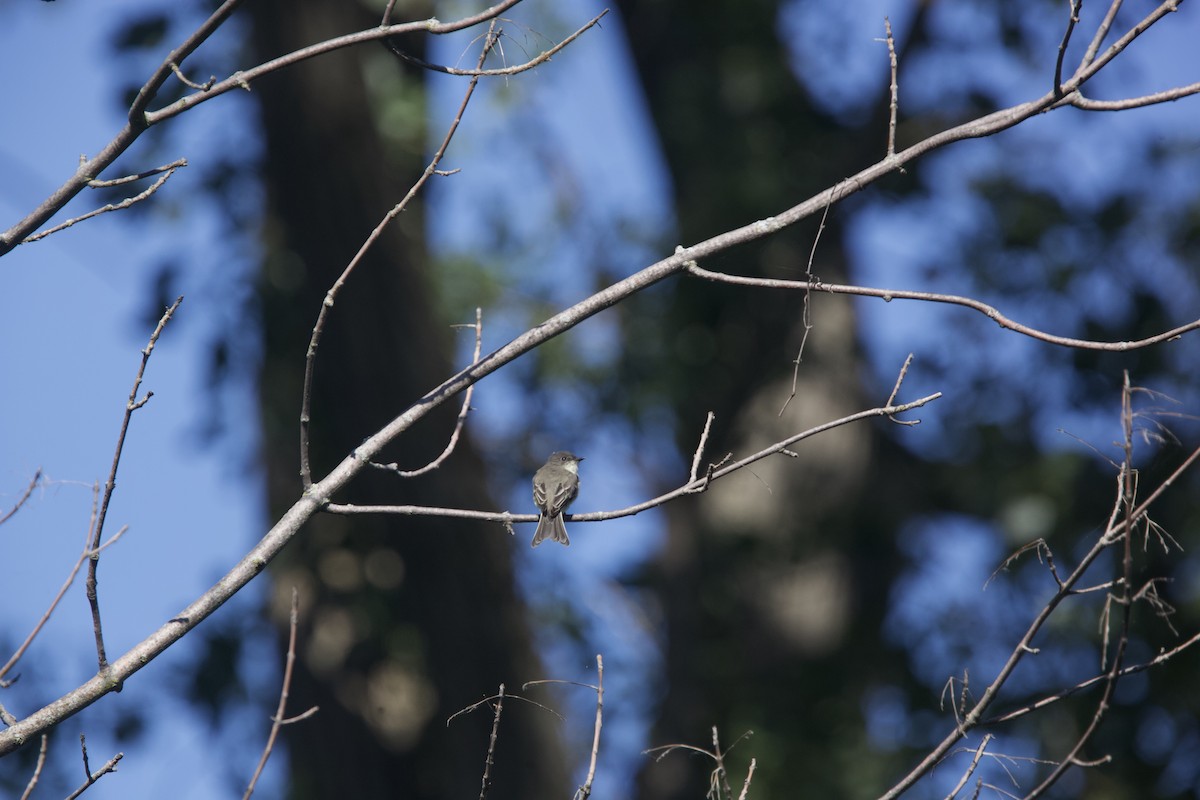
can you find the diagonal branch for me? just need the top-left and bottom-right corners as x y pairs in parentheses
(86, 296), (182, 675)
(0, 0), (577, 254)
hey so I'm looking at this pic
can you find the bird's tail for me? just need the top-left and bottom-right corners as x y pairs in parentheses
(531, 514), (570, 547)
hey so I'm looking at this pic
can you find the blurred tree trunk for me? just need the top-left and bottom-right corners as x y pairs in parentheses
(246, 2), (565, 797)
(615, 3), (926, 797)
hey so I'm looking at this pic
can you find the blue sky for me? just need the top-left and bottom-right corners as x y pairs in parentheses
(1, 2), (271, 796)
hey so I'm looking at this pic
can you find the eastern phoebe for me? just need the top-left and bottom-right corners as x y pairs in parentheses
(531, 451), (583, 547)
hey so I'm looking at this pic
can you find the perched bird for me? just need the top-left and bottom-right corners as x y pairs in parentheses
(531, 451), (583, 547)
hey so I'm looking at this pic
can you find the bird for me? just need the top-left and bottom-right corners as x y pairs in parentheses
(531, 451), (583, 547)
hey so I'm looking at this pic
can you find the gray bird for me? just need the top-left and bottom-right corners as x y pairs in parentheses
(531, 451), (583, 547)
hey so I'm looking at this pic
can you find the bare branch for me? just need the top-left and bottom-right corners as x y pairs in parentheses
(476, 685), (503, 800)
(18, 735), (47, 800)
(942, 734), (992, 800)
(686, 262), (1200, 351)
(1054, 1), (1082, 97)
(885, 354), (916, 424)
(385, 11), (608, 76)
(168, 61), (215, 92)
(1069, 80), (1200, 110)
(64, 735), (122, 800)
(300, 26), (500, 488)
(777, 191), (833, 416)
(22, 159), (186, 244)
(1, 0), (1194, 759)
(576, 655), (604, 800)
(737, 758), (757, 800)
(0, 0), (574, 254)
(1022, 374), (1140, 797)
(986, 630), (1200, 725)
(884, 17), (900, 158)
(688, 412), (716, 484)
(325, 392), (942, 526)
(128, 0), (246, 122)
(368, 309), (484, 478)
(1079, 0), (1124, 68)
(87, 297), (183, 675)
(0, 469), (42, 527)
(645, 727), (753, 800)
(881, 381), (1200, 800)
(244, 588), (315, 799)
(0, 515), (102, 684)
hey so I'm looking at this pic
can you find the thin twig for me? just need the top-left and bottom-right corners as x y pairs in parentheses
(1, 0), (1194, 756)
(737, 758), (757, 800)
(1080, 0), (1124, 67)
(942, 735), (992, 800)
(1, 0), (580, 252)
(65, 735), (122, 800)
(576, 655), (604, 800)
(385, 11), (608, 77)
(367, 309), (484, 478)
(689, 413), (716, 483)
(1054, 1), (1082, 97)
(87, 297), (183, 675)
(777, 191), (834, 416)
(244, 588), (316, 799)
(645, 728), (753, 800)
(325, 391), (942, 524)
(985, 630), (1200, 725)
(1069, 80), (1200, 110)
(478, 685), (504, 800)
(884, 17), (900, 157)
(168, 61), (215, 91)
(880, 384), (1199, 800)
(685, 262), (1200, 352)
(0, 469), (42, 526)
(1022, 374), (1139, 798)
(86, 158), (189, 188)
(300, 28), (499, 488)
(0, 515), (116, 683)
(885, 354), (917, 424)
(19, 735), (48, 800)
(23, 160), (186, 243)
(449, 691), (562, 726)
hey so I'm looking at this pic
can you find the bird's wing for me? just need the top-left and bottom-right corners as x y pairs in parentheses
(545, 481), (576, 516)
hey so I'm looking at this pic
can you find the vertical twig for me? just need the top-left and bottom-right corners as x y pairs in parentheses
(244, 588), (317, 799)
(576, 655), (604, 800)
(884, 17), (900, 158)
(1054, 0), (1083, 96)
(689, 413), (716, 482)
(300, 25), (501, 488)
(479, 684), (504, 800)
(778, 195), (834, 416)
(19, 734), (48, 800)
(87, 297), (183, 674)
(65, 735), (122, 800)
(1023, 373), (1139, 798)
(737, 758), (757, 800)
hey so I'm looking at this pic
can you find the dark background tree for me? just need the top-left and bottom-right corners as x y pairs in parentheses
(612, 2), (1200, 798)
(243, 1), (565, 798)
